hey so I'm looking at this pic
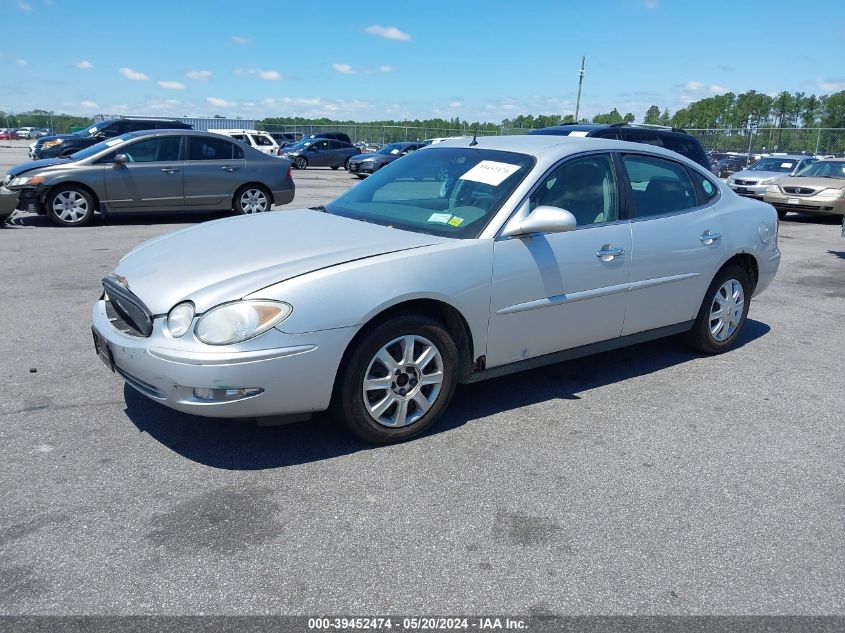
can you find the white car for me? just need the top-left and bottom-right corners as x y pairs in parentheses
(208, 128), (279, 156)
(92, 135), (780, 444)
(17, 127), (39, 139)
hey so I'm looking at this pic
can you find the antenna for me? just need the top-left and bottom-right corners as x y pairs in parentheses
(574, 56), (586, 122)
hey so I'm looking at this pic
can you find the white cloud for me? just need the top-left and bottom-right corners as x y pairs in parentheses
(255, 69), (281, 81)
(80, 100), (98, 109)
(158, 80), (185, 90)
(119, 67), (149, 81)
(643, 0), (658, 8)
(449, 101), (462, 108)
(365, 25), (411, 41)
(685, 81), (704, 91)
(231, 35), (251, 45)
(379, 65), (394, 73)
(709, 84), (728, 94)
(817, 78), (845, 92)
(206, 96), (234, 108)
(75, 60), (93, 69)
(332, 63), (356, 75)
(15, 58), (27, 66)
(17, 1), (33, 11)
(186, 69), (212, 81)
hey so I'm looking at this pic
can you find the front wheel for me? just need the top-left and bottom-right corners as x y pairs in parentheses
(344, 158), (352, 171)
(294, 156), (307, 170)
(47, 186), (95, 227)
(234, 184), (271, 214)
(330, 165), (339, 170)
(777, 209), (787, 220)
(685, 264), (751, 354)
(331, 316), (459, 444)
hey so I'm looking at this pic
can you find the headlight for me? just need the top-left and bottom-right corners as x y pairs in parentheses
(166, 302), (195, 338)
(766, 185), (780, 193)
(815, 188), (845, 201)
(759, 177), (779, 185)
(195, 300), (292, 345)
(361, 158), (375, 163)
(42, 140), (63, 149)
(727, 178), (735, 184)
(9, 175), (44, 187)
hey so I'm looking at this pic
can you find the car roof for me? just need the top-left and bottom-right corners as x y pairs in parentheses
(757, 154), (811, 160)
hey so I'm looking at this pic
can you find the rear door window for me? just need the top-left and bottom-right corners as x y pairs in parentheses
(188, 136), (239, 160)
(622, 154), (698, 218)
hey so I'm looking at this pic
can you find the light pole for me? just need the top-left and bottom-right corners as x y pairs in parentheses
(574, 56), (586, 122)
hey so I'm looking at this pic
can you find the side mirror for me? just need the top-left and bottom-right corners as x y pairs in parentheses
(113, 154), (128, 167)
(501, 205), (577, 238)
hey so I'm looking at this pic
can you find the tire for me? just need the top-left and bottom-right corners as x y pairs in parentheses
(47, 186), (95, 227)
(685, 264), (752, 354)
(356, 175), (366, 180)
(777, 209), (787, 220)
(294, 156), (307, 170)
(233, 184), (271, 215)
(330, 165), (339, 170)
(331, 315), (459, 444)
(344, 158), (352, 171)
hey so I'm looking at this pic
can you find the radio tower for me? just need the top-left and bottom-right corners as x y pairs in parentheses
(574, 56), (586, 122)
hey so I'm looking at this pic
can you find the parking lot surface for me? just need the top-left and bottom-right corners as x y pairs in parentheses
(1, 142), (843, 615)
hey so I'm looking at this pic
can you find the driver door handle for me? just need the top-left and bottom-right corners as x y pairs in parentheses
(700, 230), (722, 245)
(596, 245), (625, 261)
(221, 166), (238, 172)
(160, 167), (178, 174)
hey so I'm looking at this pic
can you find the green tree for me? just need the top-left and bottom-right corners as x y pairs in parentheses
(643, 105), (661, 125)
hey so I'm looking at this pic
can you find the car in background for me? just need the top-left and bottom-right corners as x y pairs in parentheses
(36, 128), (54, 138)
(3, 129), (294, 227)
(712, 155), (749, 179)
(90, 134), (779, 444)
(423, 136), (470, 145)
(763, 158), (845, 219)
(268, 132), (300, 149)
(529, 122), (711, 170)
(302, 132), (354, 145)
(30, 118), (193, 159)
(347, 141), (426, 178)
(726, 155), (817, 199)
(17, 127), (40, 139)
(0, 129), (18, 140)
(209, 128), (280, 157)
(281, 138), (360, 170)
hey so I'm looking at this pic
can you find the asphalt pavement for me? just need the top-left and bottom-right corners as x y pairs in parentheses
(0, 141), (843, 616)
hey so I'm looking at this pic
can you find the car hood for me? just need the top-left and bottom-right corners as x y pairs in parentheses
(6, 158), (70, 178)
(352, 152), (389, 161)
(770, 176), (845, 190)
(731, 169), (791, 180)
(38, 134), (80, 143)
(111, 209), (450, 314)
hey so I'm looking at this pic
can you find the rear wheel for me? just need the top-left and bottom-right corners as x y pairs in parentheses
(47, 186), (94, 227)
(234, 184), (271, 214)
(294, 156), (307, 170)
(330, 165), (340, 170)
(331, 315), (459, 444)
(344, 158), (352, 170)
(685, 264), (751, 354)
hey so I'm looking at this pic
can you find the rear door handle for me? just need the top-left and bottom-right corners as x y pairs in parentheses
(596, 245), (625, 261)
(221, 166), (238, 172)
(700, 231), (722, 245)
(160, 168), (178, 174)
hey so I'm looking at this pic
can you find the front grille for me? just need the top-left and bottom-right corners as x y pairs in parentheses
(102, 277), (154, 337)
(774, 203), (834, 213)
(734, 179), (758, 186)
(783, 186), (816, 195)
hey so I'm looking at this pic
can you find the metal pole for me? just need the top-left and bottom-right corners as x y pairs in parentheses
(815, 128), (821, 155)
(574, 56), (586, 122)
(747, 115), (754, 164)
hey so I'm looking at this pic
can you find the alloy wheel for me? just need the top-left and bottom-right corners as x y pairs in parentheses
(709, 278), (745, 342)
(362, 334), (444, 428)
(239, 188), (269, 214)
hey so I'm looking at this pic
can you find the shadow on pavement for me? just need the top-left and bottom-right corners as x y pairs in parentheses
(3, 210), (233, 228)
(124, 319), (771, 470)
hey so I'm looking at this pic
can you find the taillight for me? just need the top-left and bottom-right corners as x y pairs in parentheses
(286, 167), (292, 179)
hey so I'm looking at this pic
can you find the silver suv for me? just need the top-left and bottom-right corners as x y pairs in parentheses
(727, 155), (817, 199)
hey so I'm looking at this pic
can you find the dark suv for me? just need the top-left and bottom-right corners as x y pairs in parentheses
(302, 132), (354, 145)
(528, 123), (710, 170)
(30, 118), (192, 159)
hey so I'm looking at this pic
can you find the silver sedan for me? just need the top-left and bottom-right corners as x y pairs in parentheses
(92, 135), (780, 443)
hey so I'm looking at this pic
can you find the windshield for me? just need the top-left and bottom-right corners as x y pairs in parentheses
(74, 121), (106, 137)
(67, 134), (132, 160)
(749, 157), (798, 172)
(377, 143), (409, 155)
(796, 161), (845, 179)
(323, 147), (535, 238)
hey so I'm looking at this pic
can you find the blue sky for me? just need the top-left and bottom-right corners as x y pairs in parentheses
(1, 0), (843, 122)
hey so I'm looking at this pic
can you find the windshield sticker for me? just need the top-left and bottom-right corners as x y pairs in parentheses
(428, 212), (453, 224)
(105, 138), (123, 147)
(781, 162), (793, 168)
(448, 216), (464, 227)
(459, 160), (522, 186)
(390, 149), (400, 155)
(88, 127), (97, 135)
(702, 180), (714, 195)
(568, 131), (589, 137)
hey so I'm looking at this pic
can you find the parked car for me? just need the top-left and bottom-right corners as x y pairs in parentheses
(712, 155), (749, 178)
(529, 123), (711, 170)
(281, 138), (360, 170)
(726, 155), (817, 199)
(36, 128), (54, 138)
(347, 142), (426, 178)
(17, 127), (39, 139)
(30, 118), (193, 159)
(762, 158), (845, 219)
(91, 134), (779, 444)
(3, 129), (294, 226)
(268, 132), (299, 149)
(302, 132), (354, 145)
(0, 129), (18, 140)
(209, 128), (280, 157)
(0, 186), (18, 223)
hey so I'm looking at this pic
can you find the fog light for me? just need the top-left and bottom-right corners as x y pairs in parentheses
(193, 387), (264, 402)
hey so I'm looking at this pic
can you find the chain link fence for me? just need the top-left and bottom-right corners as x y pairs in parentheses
(687, 128), (845, 156)
(259, 123), (531, 145)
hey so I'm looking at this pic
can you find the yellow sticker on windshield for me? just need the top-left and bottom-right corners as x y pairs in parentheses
(448, 216), (464, 227)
